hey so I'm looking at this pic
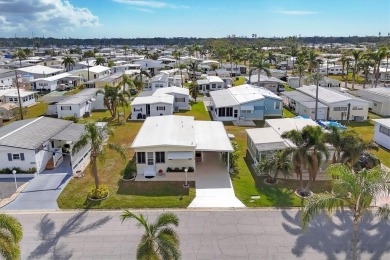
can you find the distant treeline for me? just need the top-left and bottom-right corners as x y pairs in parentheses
(0, 36), (389, 48)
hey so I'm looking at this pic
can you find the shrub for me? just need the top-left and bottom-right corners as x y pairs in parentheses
(181, 167), (186, 172)
(167, 167), (172, 172)
(27, 167), (37, 173)
(88, 185), (109, 199)
(63, 116), (79, 123)
(122, 162), (136, 179)
(188, 167), (194, 172)
(174, 167), (180, 172)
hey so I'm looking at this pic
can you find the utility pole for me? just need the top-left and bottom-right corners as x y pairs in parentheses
(314, 63), (320, 121)
(14, 71), (24, 120)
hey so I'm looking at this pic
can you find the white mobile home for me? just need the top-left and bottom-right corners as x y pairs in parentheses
(0, 89), (37, 107)
(130, 94), (174, 120)
(354, 88), (390, 116)
(197, 76), (224, 94)
(0, 117), (90, 174)
(372, 119), (390, 150)
(131, 115), (233, 177)
(153, 87), (190, 111)
(16, 65), (64, 79)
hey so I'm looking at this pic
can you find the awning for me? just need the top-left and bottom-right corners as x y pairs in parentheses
(167, 151), (193, 160)
(241, 105), (254, 110)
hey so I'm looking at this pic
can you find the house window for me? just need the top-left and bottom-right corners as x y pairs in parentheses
(155, 152), (165, 163)
(157, 106), (165, 111)
(61, 106), (72, 110)
(133, 107), (142, 112)
(274, 102), (281, 110)
(352, 106), (363, 110)
(175, 97), (185, 102)
(137, 152), (146, 164)
(333, 107), (347, 111)
(241, 110), (253, 114)
(211, 84), (216, 89)
(12, 154), (20, 160)
(226, 107), (233, 117)
(379, 125), (390, 137)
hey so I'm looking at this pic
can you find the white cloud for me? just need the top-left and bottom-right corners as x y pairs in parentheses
(134, 7), (155, 13)
(113, 0), (189, 10)
(0, 0), (99, 33)
(276, 10), (318, 15)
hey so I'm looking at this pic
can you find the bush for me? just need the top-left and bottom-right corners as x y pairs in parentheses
(87, 185), (109, 199)
(0, 167), (35, 174)
(63, 116), (79, 123)
(188, 167), (194, 172)
(122, 162), (136, 179)
(174, 167), (180, 172)
(27, 167), (37, 173)
(167, 167), (172, 172)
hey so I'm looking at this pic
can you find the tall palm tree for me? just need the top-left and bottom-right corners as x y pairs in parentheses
(187, 60), (200, 81)
(306, 51), (319, 73)
(256, 150), (292, 183)
(13, 49), (26, 68)
(72, 122), (126, 190)
(372, 47), (388, 87)
(358, 57), (373, 88)
(98, 84), (131, 118)
(351, 50), (363, 89)
(295, 52), (307, 88)
(61, 55), (75, 72)
(340, 54), (352, 88)
(172, 49), (184, 85)
(289, 44), (299, 75)
(250, 55), (271, 87)
(0, 214), (23, 260)
(121, 211), (181, 260)
(266, 50), (276, 65)
(189, 82), (199, 102)
(94, 55), (106, 66)
(301, 164), (390, 260)
(226, 46), (236, 77)
(323, 126), (346, 163)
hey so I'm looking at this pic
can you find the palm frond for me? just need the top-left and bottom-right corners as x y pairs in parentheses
(377, 204), (390, 220)
(107, 143), (126, 161)
(154, 213), (179, 229)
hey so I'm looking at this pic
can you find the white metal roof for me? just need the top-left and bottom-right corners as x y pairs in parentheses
(245, 128), (289, 151)
(87, 65), (111, 74)
(297, 85), (353, 104)
(0, 89), (37, 98)
(131, 94), (174, 106)
(153, 86), (189, 96)
(16, 65), (63, 75)
(207, 76), (224, 83)
(265, 118), (318, 135)
(30, 72), (73, 82)
(56, 88), (99, 105)
(131, 115), (196, 148)
(373, 119), (390, 128)
(194, 121), (233, 152)
(210, 85), (266, 108)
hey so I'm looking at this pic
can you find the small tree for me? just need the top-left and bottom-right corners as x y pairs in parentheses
(98, 84), (131, 118)
(121, 211), (181, 260)
(301, 164), (390, 260)
(0, 213), (23, 260)
(223, 141), (241, 173)
(188, 82), (199, 102)
(256, 150), (293, 183)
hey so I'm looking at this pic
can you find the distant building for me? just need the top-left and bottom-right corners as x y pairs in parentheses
(354, 88), (390, 116)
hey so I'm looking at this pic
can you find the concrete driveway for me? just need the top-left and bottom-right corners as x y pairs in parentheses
(189, 152), (245, 208)
(1, 158), (72, 211)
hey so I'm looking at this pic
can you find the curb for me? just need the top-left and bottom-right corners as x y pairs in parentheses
(0, 181), (30, 208)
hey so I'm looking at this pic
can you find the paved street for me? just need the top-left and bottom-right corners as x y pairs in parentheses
(7, 209), (390, 259)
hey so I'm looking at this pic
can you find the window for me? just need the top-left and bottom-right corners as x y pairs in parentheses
(333, 107), (347, 111)
(241, 110), (253, 114)
(274, 102), (281, 110)
(211, 84), (216, 89)
(133, 107), (142, 112)
(175, 97), (185, 102)
(137, 152), (146, 164)
(379, 125), (390, 137)
(226, 107), (233, 117)
(157, 106), (165, 111)
(12, 154), (20, 160)
(352, 106), (363, 110)
(61, 106), (72, 110)
(156, 152), (165, 163)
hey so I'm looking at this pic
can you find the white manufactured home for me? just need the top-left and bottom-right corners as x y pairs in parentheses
(372, 119), (390, 150)
(130, 94), (174, 120)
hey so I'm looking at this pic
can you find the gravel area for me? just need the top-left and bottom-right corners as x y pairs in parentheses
(0, 178), (31, 200)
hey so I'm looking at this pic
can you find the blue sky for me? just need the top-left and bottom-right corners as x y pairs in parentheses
(0, 0), (389, 38)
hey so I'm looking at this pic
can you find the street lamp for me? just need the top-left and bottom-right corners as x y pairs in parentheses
(183, 168), (189, 188)
(12, 170), (18, 190)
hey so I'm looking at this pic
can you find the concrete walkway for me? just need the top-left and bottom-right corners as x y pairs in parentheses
(189, 152), (245, 208)
(0, 159), (73, 211)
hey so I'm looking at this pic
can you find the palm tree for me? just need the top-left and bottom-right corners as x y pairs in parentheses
(266, 50), (276, 65)
(250, 55), (271, 87)
(189, 82), (199, 102)
(107, 60), (115, 68)
(13, 49), (26, 68)
(323, 126), (346, 163)
(341, 131), (379, 171)
(289, 44), (299, 75)
(121, 211), (181, 260)
(358, 57), (373, 88)
(301, 164), (390, 260)
(61, 55), (75, 72)
(187, 60), (200, 81)
(372, 47), (388, 87)
(351, 50), (363, 89)
(72, 122), (126, 190)
(340, 53), (352, 88)
(172, 49), (184, 85)
(94, 55), (106, 66)
(256, 150), (292, 183)
(0, 213), (23, 260)
(123, 45), (129, 55)
(306, 51), (319, 73)
(295, 52), (307, 88)
(226, 46), (236, 77)
(99, 84), (131, 118)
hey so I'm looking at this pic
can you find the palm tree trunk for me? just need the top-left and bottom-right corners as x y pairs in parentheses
(352, 67), (356, 90)
(258, 71), (261, 87)
(92, 157), (99, 189)
(385, 55), (389, 85)
(352, 218), (360, 260)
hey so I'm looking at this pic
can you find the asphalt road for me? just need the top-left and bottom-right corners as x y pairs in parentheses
(8, 209), (390, 259)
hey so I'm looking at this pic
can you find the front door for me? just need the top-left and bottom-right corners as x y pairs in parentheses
(147, 152), (154, 165)
(146, 104), (150, 116)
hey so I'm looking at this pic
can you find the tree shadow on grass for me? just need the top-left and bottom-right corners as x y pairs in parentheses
(29, 210), (112, 259)
(281, 209), (390, 260)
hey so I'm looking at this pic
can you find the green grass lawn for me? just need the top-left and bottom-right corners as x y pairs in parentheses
(176, 101), (211, 121)
(233, 76), (247, 86)
(283, 107), (296, 118)
(58, 118), (196, 209)
(346, 113), (390, 167)
(328, 73), (366, 84)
